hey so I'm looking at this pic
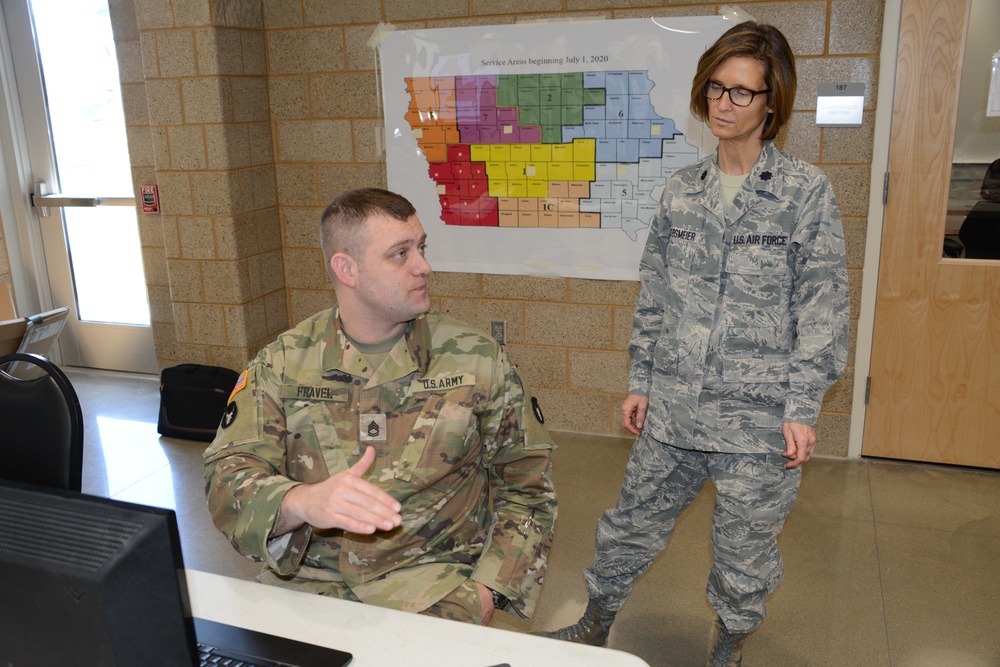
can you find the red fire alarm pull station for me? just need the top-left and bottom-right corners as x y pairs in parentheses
(141, 184), (159, 213)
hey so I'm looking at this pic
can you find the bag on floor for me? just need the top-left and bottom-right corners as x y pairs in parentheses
(157, 364), (240, 441)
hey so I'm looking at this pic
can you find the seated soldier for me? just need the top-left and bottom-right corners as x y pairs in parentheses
(204, 188), (557, 624)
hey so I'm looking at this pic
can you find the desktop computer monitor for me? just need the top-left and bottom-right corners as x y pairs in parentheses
(0, 479), (197, 666)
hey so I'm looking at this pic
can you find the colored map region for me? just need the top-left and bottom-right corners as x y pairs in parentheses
(404, 71), (698, 240)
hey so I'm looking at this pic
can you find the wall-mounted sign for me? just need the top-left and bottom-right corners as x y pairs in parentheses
(816, 83), (865, 127)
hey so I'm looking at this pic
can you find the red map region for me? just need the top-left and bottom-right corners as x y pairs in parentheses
(406, 76), (520, 227)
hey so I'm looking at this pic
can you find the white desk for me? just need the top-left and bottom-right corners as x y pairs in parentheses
(186, 569), (649, 667)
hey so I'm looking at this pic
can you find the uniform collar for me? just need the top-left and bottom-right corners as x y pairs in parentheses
(686, 140), (782, 196)
(685, 141), (782, 223)
(744, 141), (782, 195)
(322, 305), (432, 383)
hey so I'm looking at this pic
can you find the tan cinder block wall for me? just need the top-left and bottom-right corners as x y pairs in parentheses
(110, 0), (288, 372)
(109, 0), (882, 453)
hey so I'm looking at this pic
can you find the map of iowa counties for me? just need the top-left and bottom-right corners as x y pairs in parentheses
(404, 71), (699, 241)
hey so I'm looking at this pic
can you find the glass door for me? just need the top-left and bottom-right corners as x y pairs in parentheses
(0, 0), (156, 373)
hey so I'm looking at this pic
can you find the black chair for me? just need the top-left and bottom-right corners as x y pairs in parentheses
(957, 159), (1000, 259)
(0, 353), (83, 491)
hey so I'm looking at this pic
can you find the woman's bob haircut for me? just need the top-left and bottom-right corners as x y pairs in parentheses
(690, 22), (796, 141)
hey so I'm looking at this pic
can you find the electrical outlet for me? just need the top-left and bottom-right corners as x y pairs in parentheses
(490, 320), (507, 345)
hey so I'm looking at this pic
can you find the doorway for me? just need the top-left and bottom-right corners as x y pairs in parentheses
(862, 0), (1000, 468)
(0, 0), (156, 373)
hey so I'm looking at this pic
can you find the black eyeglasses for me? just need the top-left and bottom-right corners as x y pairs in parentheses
(703, 81), (770, 107)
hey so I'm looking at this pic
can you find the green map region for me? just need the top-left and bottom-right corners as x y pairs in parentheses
(404, 70), (698, 240)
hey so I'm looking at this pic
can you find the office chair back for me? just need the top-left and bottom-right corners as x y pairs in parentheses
(0, 353), (84, 491)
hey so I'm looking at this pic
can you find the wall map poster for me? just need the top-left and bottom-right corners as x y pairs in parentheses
(379, 16), (730, 279)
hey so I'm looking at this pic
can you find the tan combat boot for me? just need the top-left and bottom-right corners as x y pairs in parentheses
(707, 617), (748, 667)
(536, 599), (617, 646)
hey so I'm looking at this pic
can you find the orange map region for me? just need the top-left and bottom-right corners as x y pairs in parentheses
(405, 72), (695, 234)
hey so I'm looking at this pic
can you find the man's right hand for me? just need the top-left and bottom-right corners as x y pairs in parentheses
(276, 446), (402, 535)
(621, 394), (649, 436)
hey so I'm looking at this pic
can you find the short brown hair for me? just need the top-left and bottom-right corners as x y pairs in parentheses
(320, 188), (417, 268)
(689, 22), (796, 141)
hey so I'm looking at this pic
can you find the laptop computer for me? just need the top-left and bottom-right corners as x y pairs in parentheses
(0, 479), (352, 666)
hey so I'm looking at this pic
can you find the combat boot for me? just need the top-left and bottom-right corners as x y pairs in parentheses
(535, 598), (617, 646)
(707, 617), (748, 667)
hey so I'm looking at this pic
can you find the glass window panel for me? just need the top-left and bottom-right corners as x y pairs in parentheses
(64, 207), (150, 325)
(30, 0), (150, 325)
(944, 0), (1000, 259)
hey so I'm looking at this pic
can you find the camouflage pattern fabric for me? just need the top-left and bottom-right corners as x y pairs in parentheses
(630, 141), (849, 452)
(419, 578), (484, 623)
(581, 142), (846, 633)
(583, 434), (799, 634)
(203, 307), (556, 620)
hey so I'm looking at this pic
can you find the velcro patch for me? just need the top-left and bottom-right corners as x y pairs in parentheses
(411, 373), (476, 392)
(228, 370), (248, 403)
(279, 385), (349, 401)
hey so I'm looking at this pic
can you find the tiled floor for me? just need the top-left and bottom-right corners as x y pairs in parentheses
(68, 367), (1000, 667)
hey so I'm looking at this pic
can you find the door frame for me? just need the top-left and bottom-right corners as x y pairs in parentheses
(0, 0), (156, 373)
(847, 0), (903, 458)
(0, 0), (49, 320)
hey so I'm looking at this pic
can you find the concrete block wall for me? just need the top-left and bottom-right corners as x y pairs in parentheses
(103, 0), (883, 452)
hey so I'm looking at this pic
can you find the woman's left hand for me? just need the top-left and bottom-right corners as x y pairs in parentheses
(781, 421), (817, 468)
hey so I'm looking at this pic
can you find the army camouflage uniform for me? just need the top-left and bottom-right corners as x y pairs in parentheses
(584, 141), (848, 633)
(204, 307), (557, 621)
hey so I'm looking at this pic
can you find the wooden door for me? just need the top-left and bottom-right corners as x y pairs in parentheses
(863, 0), (1000, 468)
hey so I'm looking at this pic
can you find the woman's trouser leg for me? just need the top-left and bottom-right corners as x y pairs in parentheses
(584, 434), (708, 611)
(706, 451), (801, 633)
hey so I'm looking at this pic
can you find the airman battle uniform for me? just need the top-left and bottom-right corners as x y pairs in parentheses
(204, 307), (556, 622)
(585, 141), (849, 633)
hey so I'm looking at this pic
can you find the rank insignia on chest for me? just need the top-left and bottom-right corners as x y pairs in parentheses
(360, 413), (387, 442)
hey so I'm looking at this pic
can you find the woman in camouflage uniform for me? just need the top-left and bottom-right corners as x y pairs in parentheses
(540, 22), (848, 667)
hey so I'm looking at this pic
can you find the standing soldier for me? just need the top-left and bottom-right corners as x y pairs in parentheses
(538, 22), (848, 667)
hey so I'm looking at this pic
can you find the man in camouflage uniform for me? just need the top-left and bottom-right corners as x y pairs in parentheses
(204, 188), (556, 624)
(539, 23), (848, 666)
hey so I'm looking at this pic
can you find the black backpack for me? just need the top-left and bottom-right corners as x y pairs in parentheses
(157, 364), (240, 441)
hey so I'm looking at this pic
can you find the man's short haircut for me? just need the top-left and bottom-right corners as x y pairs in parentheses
(689, 22), (796, 141)
(320, 188), (417, 269)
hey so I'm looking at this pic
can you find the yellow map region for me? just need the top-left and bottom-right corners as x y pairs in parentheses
(475, 139), (596, 198)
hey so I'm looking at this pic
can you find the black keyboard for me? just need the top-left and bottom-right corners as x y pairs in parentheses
(198, 642), (285, 667)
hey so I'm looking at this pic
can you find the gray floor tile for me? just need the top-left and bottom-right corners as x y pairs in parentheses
(877, 523), (1000, 666)
(869, 459), (1000, 536)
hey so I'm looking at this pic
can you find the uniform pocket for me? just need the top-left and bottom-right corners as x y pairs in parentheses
(725, 246), (787, 275)
(394, 391), (476, 485)
(723, 246), (791, 354)
(666, 237), (697, 271)
(283, 399), (349, 482)
(722, 354), (789, 383)
(724, 246), (789, 307)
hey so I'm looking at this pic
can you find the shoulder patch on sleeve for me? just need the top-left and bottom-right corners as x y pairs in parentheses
(228, 369), (248, 403)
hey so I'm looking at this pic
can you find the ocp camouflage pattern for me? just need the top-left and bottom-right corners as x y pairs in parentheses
(204, 307), (557, 619)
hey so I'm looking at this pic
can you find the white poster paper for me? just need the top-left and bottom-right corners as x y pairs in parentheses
(379, 16), (731, 279)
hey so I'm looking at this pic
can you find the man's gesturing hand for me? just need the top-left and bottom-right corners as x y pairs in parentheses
(277, 446), (402, 535)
